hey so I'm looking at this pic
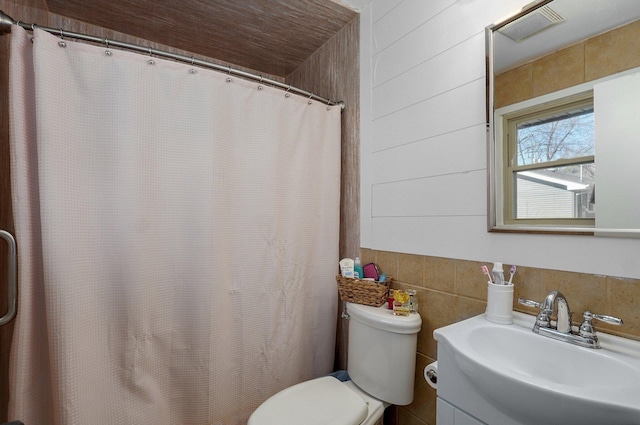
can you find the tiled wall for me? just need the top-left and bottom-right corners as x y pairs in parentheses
(495, 19), (640, 108)
(360, 248), (640, 425)
(285, 16), (360, 261)
(285, 16), (360, 372)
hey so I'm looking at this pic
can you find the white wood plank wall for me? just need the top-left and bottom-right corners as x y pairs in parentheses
(358, 0), (640, 279)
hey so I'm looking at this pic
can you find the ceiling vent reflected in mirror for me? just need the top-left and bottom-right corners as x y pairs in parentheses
(498, 5), (566, 41)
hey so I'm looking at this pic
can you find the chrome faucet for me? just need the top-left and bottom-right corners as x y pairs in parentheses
(518, 290), (623, 349)
(538, 290), (572, 333)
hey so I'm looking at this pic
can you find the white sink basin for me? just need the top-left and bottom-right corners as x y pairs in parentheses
(434, 312), (640, 425)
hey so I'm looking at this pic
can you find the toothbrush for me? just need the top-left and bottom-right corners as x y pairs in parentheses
(482, 264), (493, 283)
(508, 265), (516, 284)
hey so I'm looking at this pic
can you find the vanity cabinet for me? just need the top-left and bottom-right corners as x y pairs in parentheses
(435, 342), (528, 425)
(437, 398), (486, 425)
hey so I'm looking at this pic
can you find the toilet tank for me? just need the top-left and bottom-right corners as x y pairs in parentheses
(346, 302), (422, 406)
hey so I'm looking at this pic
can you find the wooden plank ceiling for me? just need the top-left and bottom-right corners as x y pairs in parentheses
(45, 0), (358, 77)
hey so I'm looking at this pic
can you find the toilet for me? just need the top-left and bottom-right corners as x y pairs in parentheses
(248, 301), (422, 425)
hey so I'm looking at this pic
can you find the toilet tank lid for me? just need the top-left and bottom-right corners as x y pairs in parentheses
(248, 376), (368, 425)
(347, 302), (422, 334)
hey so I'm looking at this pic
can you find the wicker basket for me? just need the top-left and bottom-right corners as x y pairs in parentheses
(336, 275), (390, 307)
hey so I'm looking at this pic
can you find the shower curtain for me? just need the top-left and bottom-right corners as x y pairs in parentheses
(8, 26), (341, 425)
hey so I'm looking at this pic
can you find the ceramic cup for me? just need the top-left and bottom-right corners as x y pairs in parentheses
(486, 281), (514, 324)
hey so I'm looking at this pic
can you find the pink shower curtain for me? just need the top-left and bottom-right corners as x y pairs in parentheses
(8, 26), (341, 424)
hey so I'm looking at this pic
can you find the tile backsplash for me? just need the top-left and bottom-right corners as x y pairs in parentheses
(361, 249), (640, 425)
(494, 18), (640, 109)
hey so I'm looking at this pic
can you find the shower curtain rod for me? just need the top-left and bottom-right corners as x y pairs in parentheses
(0, 10), (345, 110)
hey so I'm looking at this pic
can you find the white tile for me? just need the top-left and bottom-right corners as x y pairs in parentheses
(370, 124), (486, 184)
(371, 0), (403, 23)
(369, 215), (491, 260)
(372, 0), (457, 54)
(372, 0), (529, 86)
(372, 78), (485, 152)
(372, 32), (485, 119)
(372, 169), (486, 217)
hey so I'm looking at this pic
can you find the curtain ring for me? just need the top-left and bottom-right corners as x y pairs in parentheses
(104, 37), (112, 56)
(226, 66), (232, 82)
(285, 85), (291, 98)
(308, 93), (314, 105)
(189, 56), (197, 74)
(147, 47), (155, 65)
(26, 23), (34, 43)
(57, 28), (66, 47)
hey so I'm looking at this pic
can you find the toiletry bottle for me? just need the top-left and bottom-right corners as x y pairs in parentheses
(339, 258), (355, 278)
(354, 257), (364, 279)
(393, 290), (410, 316)
(406, 289), (418, 313)
(492, 262), (505, 285)
(387, 289), (395, 309)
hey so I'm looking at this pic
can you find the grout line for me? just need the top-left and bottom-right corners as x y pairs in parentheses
(371, 122), (485, 154)
(371, 167), (486, 186)
(372, 29), (484, 90)
(372, 76), (485, 122)
(372, 0), (460, 58)
(371, 0), (405, 25)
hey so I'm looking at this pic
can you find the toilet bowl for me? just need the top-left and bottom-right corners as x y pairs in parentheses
(248, 302), (422, 425)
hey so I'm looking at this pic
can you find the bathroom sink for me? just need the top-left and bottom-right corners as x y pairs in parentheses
(434, 312), (640, 425)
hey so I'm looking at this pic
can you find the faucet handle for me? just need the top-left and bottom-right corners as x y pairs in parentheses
(579, 311), (623, 339)
(517, 298), (542, 309)
(583, 311), (623, 326)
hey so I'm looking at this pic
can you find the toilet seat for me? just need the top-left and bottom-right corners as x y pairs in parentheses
(247, 376), (369, 425)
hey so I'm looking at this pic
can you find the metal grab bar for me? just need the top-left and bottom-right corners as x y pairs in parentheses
(0, 230), (17, 326)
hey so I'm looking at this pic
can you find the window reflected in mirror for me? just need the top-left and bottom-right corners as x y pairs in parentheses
(504, 94), (595, 224)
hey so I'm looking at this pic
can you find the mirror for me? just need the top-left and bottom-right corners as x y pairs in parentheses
(486, 0), (640, 236)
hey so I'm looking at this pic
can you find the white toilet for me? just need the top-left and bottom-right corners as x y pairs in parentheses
(248, 301), (422, 425)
